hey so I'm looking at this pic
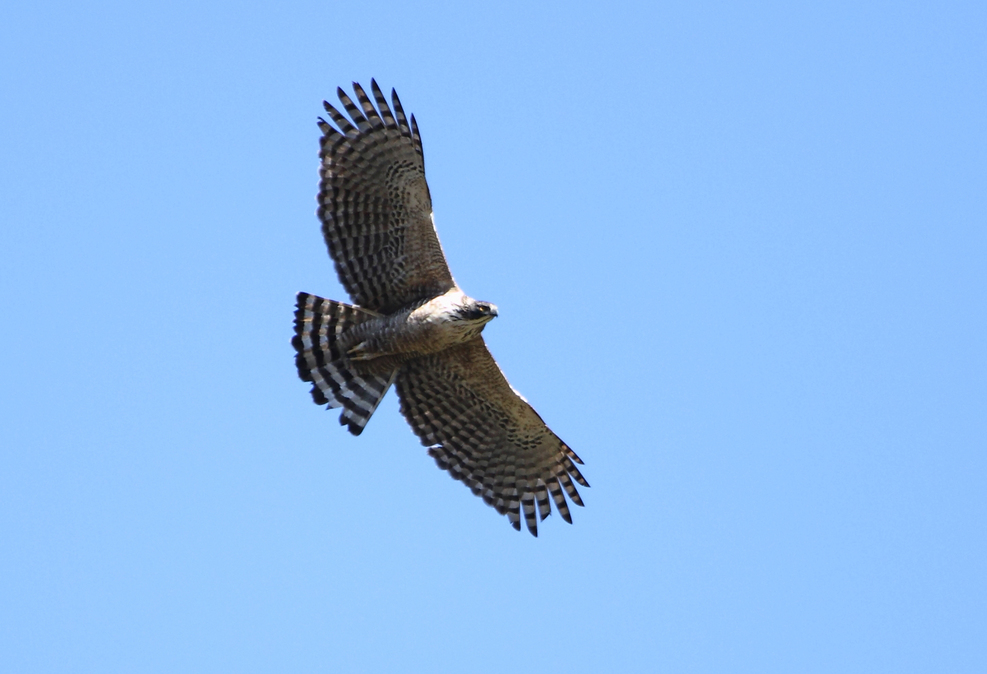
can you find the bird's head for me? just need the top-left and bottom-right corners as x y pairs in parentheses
(456, 298), (499, 327)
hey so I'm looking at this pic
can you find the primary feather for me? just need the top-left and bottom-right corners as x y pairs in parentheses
(294, 81), (588, 536)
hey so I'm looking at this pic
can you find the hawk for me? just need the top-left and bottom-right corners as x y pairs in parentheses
(292, 81), (589, 536)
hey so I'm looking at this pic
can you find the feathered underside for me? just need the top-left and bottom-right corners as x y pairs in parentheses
(317, 80), (455, 314)
(396, 338), (589, 536)
(296, 82), (590, 536)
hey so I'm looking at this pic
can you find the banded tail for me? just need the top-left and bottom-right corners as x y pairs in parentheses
(292, 292), (397, 435)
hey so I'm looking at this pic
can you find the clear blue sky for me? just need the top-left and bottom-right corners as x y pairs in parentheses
(2, 1), (984, 672)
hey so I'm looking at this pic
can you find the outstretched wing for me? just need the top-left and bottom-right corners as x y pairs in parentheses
(396, 338), (589, 536)
(318, 81), (455, 313)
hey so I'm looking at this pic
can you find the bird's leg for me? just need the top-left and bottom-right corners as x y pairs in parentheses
(346, 338), (400, 361)
(346, 341), (375, 361)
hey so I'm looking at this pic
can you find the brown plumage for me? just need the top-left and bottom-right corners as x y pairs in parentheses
(292, 81), (588, 535)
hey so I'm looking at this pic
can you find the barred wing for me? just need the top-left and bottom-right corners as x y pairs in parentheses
(396, 338), (589, 536)
(318, 81), (455, 314)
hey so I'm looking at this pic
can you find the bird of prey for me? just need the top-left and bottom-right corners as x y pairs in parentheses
(291, 81), (588, 536)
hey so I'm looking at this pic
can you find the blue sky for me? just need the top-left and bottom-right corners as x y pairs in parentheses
(2, 1), (985, 672)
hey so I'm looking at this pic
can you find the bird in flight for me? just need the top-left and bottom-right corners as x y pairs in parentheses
(292, 81), (588, 536)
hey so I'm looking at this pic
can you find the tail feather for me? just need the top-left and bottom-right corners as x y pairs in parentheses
(293, 292), (396, 435)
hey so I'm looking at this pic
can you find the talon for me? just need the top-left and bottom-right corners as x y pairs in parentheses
(347, 342), (371, 360)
